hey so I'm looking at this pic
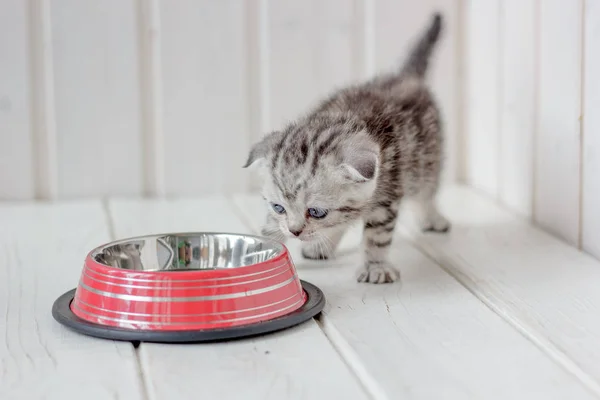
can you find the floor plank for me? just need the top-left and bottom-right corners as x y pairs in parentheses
(107, 197), (368, 400)
(0, 202), (144, 400)
(400, 184), (600, 396)
(232, 194), (595, 399)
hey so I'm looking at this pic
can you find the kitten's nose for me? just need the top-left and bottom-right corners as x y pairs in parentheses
(289, 229), (303, 237)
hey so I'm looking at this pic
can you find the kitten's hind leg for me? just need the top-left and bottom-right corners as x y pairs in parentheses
(414, 190), (451, 233)
(356, 201), (401, 284)
(302, 226), (346, 260)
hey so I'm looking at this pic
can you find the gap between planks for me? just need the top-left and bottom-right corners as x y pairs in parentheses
(228, 197), (388, 400)
(135, 344), (155, 400)
(314, 315), (389, 400)
(101, 198), (152, 400)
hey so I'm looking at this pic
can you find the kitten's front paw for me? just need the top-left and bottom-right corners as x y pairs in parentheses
(260, 224), (284, 241)
(301, 242), (330, 260)
(356, 262), (400, 284)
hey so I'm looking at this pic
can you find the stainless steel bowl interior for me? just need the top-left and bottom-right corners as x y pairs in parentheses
(92, 233), (285, 272)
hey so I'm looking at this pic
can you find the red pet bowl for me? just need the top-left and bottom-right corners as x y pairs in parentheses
(52, 233), (325, 343)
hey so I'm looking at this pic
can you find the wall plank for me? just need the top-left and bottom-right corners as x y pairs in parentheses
(582, 0), (600, 258)
(373, 0), (459, 183)
(138, 0), (166, 197)
(51, 0), (143, 198)
(30, 0), (59, 200)
(266, 0), (357, 131)
(160, 0), (249, 195)
(499, 0), (536, 217)
(0, 0), (35, 199)
(535, 0), (583, 246)
(245, 0), (268, 191)
(464, 0), (501, 196)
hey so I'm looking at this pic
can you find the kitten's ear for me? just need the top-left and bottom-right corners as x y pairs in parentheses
(340, 136), (379, 182)
(242, 131), (283, 168)
(243, 143), (267, 168)
(341, 150), (378, 182)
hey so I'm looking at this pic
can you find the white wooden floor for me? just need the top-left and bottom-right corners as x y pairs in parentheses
(2, 184), (600, 400)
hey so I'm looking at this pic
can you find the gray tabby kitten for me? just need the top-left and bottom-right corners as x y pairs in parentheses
(243, 12), (450, 284)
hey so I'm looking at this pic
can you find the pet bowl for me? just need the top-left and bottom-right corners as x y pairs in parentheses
(52, 232), (325, 343)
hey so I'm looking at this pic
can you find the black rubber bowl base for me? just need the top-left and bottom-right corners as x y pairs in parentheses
(52, 280), (325, 343)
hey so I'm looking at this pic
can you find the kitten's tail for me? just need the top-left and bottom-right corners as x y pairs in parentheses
(399, 12), (443, 79)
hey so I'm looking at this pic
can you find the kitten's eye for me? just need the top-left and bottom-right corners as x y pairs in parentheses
(271, 203), (286, 214)
(308, 207), (328, 219)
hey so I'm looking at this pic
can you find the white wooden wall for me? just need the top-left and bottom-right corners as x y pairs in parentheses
(5, 0), (600, 262)
(463, 0), (600, 260)
(0, 0), (460, 200)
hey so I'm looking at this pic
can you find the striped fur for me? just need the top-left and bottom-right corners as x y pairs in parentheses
(244, 13), (450, 284)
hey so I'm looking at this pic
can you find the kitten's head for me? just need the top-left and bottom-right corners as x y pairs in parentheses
(243, 119), (379, 241)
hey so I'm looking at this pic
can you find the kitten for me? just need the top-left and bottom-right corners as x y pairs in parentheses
(243, 12), (450, 284)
